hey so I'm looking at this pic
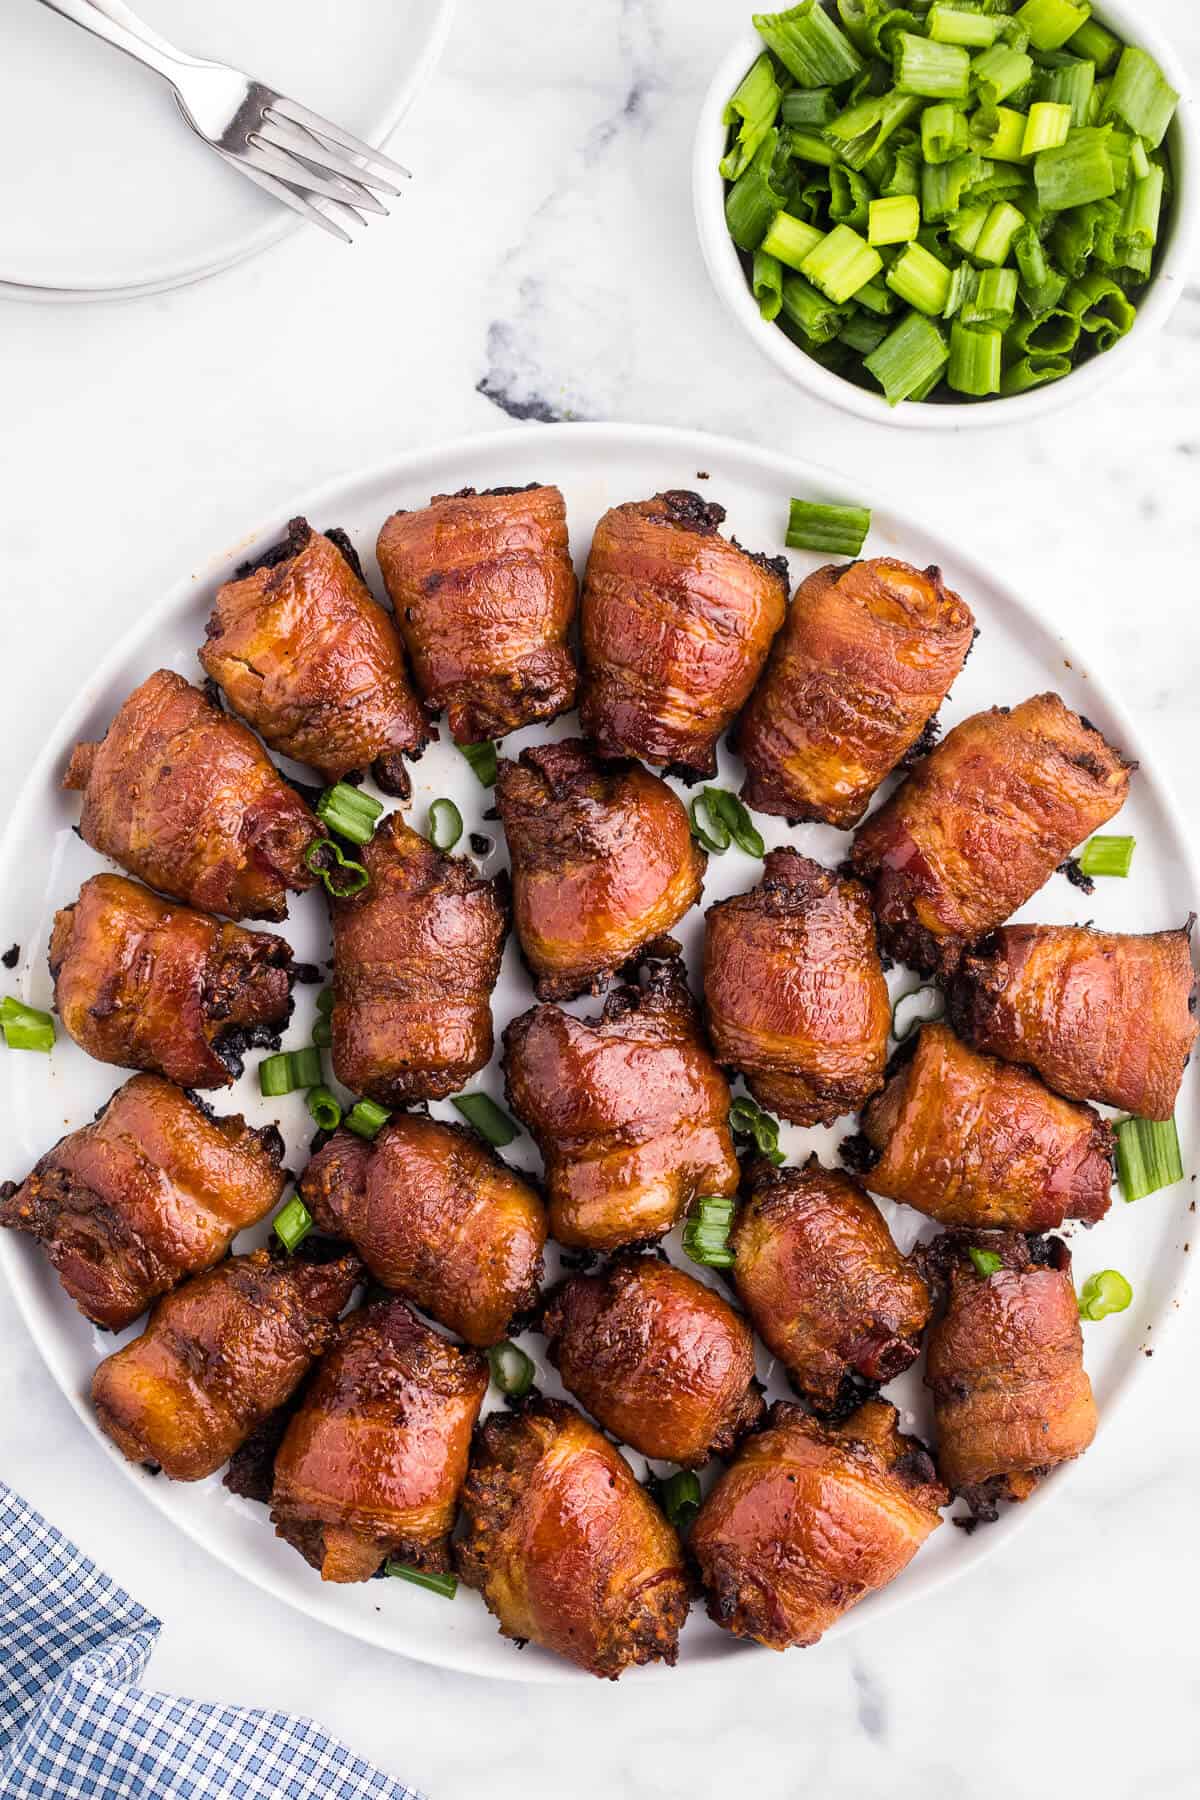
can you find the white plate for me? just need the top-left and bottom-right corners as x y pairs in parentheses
(0, 423), (1194, 1684)
(0, 0), (455, 296)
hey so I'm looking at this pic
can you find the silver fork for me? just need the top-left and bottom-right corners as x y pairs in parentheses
(35, 0), (411, 242)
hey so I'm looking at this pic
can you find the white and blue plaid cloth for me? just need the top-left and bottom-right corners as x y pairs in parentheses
(0, 1482), (423, 1800)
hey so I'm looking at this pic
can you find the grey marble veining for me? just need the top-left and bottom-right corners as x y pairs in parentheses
(1, 4), (1199, 1798)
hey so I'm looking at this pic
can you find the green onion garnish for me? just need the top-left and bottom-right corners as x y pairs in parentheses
(689, 793), (731, 855)
(273, 1196), (313, 1253)
(0, 997), (55, 1054)
(1077, 1269), (1133, 1321)
(315, 781), (383, 847)
(452, 1092), (518, 1146)
(864, 311), (949, 406)
(458, 740), (498, 787)
(785, 497), (870, 557)
(344, 1098), (391, 1140)
(682, 1195), (737, 1269)
(1102, 46), (1180, 148)
(316, 987), (334, 1015)
(891, 985), (945, 1044)
(306, 1086), (343, 1133)
(720, 52), (782, 182)
(1069, 18), (1121, 75)
(655, 1469), (702, 1533)
(887, 242), (952, 316)
(868, 194), (919, 246)
(752, 248), (785, 321)
(729, 1093), (785, 1164)
(894, 32), (970, 102)
(384, 1562), (458, 1599)
(968, 1247), (1003, 1278)
(753, 3), (863, 88)
(1115, 1115), (1183, 1203)
(427, 798), (463, 852)
(259, 1046), (323, 1097)
(1016, 0), (1092, 55)
(800, 223), (882, 304)
(305, 837), (369, 899)
(312, 1015), (332, 1048)
(487, 1340), (535, 1398)
(701, 788), (765, 858)
(929, 6), (1000, 51)
(948, 322), (1003, 396)
(762, 210), (824, 271)
(1078, 834), (1135, 878)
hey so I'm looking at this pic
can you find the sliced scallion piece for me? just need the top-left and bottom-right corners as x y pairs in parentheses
(971, 43), (1034, 107)
(894, 32), (970, 101)
(729, 1094), (785, 1163)
(306, 1085), (343, 1133)
(721, 52), (782, 181)
(701, 788), (765, 858)
(929, 6), (1000, 50)
(752, 248), (785, 320)
(0, 997), (55, 1053)
(973, 199), (1026, 264)
(864, 310), (950, 405)
(1035, 128), (1116, 209)
(781, 86), (837, 128)
(316, 987), (335, 1015)
(891, 985), (946, 1044)
(1102, 46), (1179, 149)
(452, 1092), (519, 1147)
(948, 321), (1002, 395)
(868, 194), (920, 245)
(785, 497), (871, 556)
(315, 781), (383, 846)
(427, 797), (464, 851)
(887, 242), (952, 315)
(1077, 1269), (1133, 1321)
(273, 1196), (313, 1253)
(655, 1469), (702, 1532)
(345, 1098), (391, 1140)
(457, 740), (498, 787)
(800, 223), (882, 303)
(1115, 1115), (1183, 1203)
(1022, 100), (1073, 155)
(1015, 0), (1092, 55)
(921, 102), (969, 166)
(487, 1340), (535, 1398)
(968, 1246), (1003, 1278)
(1078, 833), (1135, 877)
(384, 1562), (458, 1599)
(1067, 18), (1121, 75)
(726, 126), (787, 251)
(312, 1015), (332, 1048)
(761, 210), (826, 271)
(682, 1195), (737, 1270)
(259, 1046), (323, 1097)
(305, 837), (369, 899)
(690, 793), (731, 855)
(753, 3), (864, 88)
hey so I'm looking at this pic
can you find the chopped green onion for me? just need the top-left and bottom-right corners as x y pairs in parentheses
(785, 497), (871, 557)
(869, 195), (920, 247)
(922, 151), (986, 223)
(1000, 350), (1072, 392)
(1014, 224), (1068, 313)
(1022, 100), (1073, 155)
(457, 739), (498, 787)
(887, 241), (953, 315)
(864, 309), (950, 404)
(1065, 272), (1135, 349)
(259, 1046), (322, 1097)
(1015, 0), (1091, 54)
(922, 102), (969, 165)
(839, 312), (889, 355)
(1035, 127), (1115, 209)
(752, 249), (785, 320)
(682, 1195), (737, 1270)
(729, 1094), (785, 1163)
(855, 274), (898, 316)
(384, 1562), (458, 1599)
(974, 105), (1029, 163)
(1067, 17), (1121, 75)
(972, 43), (1034, 106)
(701, 788), (765, 858)
(273, 1196), (313, 1253)
(962, 265), (1018, 325)
(306, 837), (369, 899)
(826, 90), (922, 171)
(316, 988), (335, 1015)
(655, 1469), (702, 1533)
(487, 1340), (535, 1398)
(1119, 165), (1164, 266)
(1078, 833), (1135, 877)
(786, 127), (839, 166)
(800, 223), (882, 303)
(1129, 137), (1151, 182)
(312, 1015), (332, 1048)
(947, 321), (1002, 394)
(721, 53), (783, 180)
(1077, 1269), (1133, 1321)
(780, 273), (851, 343)
(452, 1091), (519, 1146)
(315, 782), (382, 847)
(881, 137), (923, 199)
(690, 793), (731, 855)
(1102, 47), (1179, 149)
(0, 997), (55, 1054)
(948, 200), (990, 255)
(894, 32), (971, 101)
(829, 164), (873, 231)
(427, 797), (463, 852)
(968, 1246), (1003, 1278)
(891, 985), (946, 1043)
(306, 1085), (342, 1133)
(753, 4), (864, 88)
(1036, 56), (1095, 128)
(929, 6), (1000, 50)
(972, 199), (1025, 264)
(781, 86), (838, 128)
(1116, 1115), (1183, 1203)
(345, 1098), (391, 1140)
(291, 1046), (323, 1088)
(761, 210), (826, 270)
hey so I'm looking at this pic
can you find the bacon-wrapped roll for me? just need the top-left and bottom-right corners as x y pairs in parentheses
(496, 739), (705, 1001)
(300, 1117), (545, 1348)
(703, 850), (889, 1126)
(579, 491), (788, 780)
(691, 1398), (947, 1651)
(375, 483), (577, 742)
(732, 1159), (930, 1416)
(271, 1297), (487, 1582)
(503, 954), (739, 1250)
(541, 1256), (763, 1466)
(455, 1397), (693, 1678)
(330, 812), (508, 1105)
(200, 517), (428, 795)
(850, 693), (1132, 974)
(924, 1232), (1097, 1522)
(0, 1075), (286, 1330)
(949, 922), (1198, 1121)
(63, 670), (318, 922)
(853, 1022), (1113, 1231)
(49, 874), (295, 1088)
(91, 1249), (360, 1481)
(735, 558), (975, 827)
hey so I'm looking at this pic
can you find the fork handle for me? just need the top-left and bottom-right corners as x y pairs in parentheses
(33, 0), (199, 83)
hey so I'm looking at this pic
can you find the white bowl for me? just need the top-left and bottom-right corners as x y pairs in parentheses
(693, 2), (1198, 428)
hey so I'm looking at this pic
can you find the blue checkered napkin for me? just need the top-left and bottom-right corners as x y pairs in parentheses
(0, 1482), (424, 1800)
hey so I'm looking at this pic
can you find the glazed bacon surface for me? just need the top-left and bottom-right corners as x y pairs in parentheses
(455, 1396), (693, 1678)
(330, 812), (508, 1105)
(503, 954), (739, 1250)
(732, 1159), (930, 1416)
(850, 692), (1132, 974)
(579, 490), (788, 779)
(300, 1116), (546, 1348)
(541, 1255), (764, 1466)
(0, 1075), (287, 1330)
(376, 483), (578, 742)
(91, 1249), (360, 1481)
(49, 874), (294, 1088)
(856, 1021), (1113, 1231)
(703, 849), (890, 1126)
(924, 1233), (1097, 1520)
(736, 558), (975, 827)
(690, 1398), (947, 1651)
(496, 739), (705, 1001)
(949, 921), (1198, 1121)
(200, 517), (427, 795)
(271, 1296), (487, 1583)
(63, 669), (318, 922)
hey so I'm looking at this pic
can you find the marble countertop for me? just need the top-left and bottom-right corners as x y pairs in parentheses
(2, 3), (1198, 1796)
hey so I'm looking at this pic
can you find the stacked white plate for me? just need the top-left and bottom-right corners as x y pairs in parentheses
(0, 0), (455, 301)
